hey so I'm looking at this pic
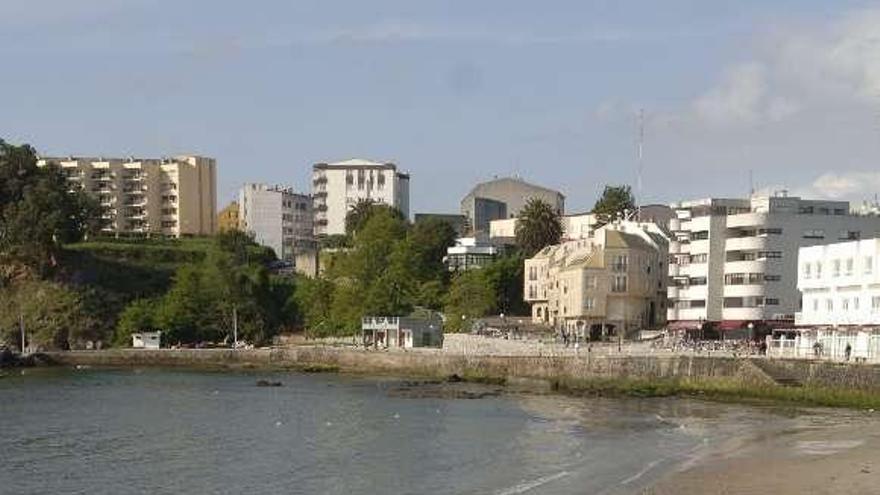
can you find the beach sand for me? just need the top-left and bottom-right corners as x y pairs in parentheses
(644, 412), (880, 495)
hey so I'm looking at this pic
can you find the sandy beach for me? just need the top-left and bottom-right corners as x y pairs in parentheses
(645, 410), (880, 495)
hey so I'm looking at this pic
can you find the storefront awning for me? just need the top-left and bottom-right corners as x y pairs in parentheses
(667, 320), (702, 331)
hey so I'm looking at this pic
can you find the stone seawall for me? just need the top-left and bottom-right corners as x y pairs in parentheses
(46, 347), (866, 389)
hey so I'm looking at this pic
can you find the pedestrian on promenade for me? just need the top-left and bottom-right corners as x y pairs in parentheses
(845, 343), (852, 361)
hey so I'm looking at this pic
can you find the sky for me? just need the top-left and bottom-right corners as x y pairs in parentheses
(4, 0), (880, 214)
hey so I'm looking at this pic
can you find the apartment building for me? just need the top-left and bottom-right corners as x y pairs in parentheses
(39, 155), (216, 237)
(312, 159), (410, 236)
(797, 238), (880, 326)
(667, 194), (880, 332)
(238, 184), (314, 264)
(218, 201), (240, 232)
(524, 221), (669, 338)
(461, 177), (564, 235)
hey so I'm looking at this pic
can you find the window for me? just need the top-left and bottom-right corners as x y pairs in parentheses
(812, 299), (819, 311)
(764, 274), (781, 282)
(803, 263), (811, 279)
(612, 255), (628, 272)
(584, 275), (597, 289)
(839, 230), (861, 241)
(842, 298), (850, 311)
(827, 299), (834, 311)
(690, 231), (709, 241)
(689, 253), (708, 264)
(612, 276), (627, 292)
(846, 258), (854, 276)
(854, 298), (860, 311)
(528, 266), (538, 281)
(866, 256), (874, 275)
(757, 251), (782, 259)
(689, 276), (707, 286)
(763, 298), (780, 306)
(584, 298), (595, 310)
(803, 229), (825, 240)
(833, 260), (841, 277)
(816, 262), (823, 278)
(873, 296), (880, 312)
(758, 228), (783, 235)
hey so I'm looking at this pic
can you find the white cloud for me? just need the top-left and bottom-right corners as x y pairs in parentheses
(793, 171), (880, 202)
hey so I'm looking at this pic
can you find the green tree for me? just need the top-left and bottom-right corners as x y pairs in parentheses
(592, 184), (636, 226)
(482, 254), (529, 315)
(407, 217), (457, 282)
(345, 199), (404, 237)
(443, 270), (495, 332)
(115, 298), (160, 346)
(0, 140), (101, 275)
(515, 198), (563, 257)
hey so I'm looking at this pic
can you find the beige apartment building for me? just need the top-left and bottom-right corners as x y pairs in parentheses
(38, 155), (216, 237)
(524, 221), (669, 339)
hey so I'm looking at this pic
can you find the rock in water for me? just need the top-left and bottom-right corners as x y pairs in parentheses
(256, 380), (283, 387)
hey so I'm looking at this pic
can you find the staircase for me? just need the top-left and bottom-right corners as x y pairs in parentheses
(749, 359), (804, 387)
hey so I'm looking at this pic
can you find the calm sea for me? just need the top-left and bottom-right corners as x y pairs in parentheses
(0, 368), (809, 494)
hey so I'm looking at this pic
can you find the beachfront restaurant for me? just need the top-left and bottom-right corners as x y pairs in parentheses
(361, 316), (443, 349)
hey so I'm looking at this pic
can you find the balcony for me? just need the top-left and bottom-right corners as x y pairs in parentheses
(722, 307), (765, 320)
(689, 239), (710, 254)
(724, 259), (766, 274)
(723, 284), (766, 298)
(313, 176), (328, 185)
(726, 212), (768, 229)
(314, 190), (328, 198)
(725, 236), (767, 252)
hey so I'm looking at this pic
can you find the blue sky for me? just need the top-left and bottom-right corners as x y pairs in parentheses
(4, 1), (880, 213)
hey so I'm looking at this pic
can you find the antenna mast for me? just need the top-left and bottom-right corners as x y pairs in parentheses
(636, 108), (645, 222)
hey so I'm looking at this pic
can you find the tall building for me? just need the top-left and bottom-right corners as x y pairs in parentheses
(667, 194), (880, 332)
(218, 201), (240, 232)
(38, 155), (216, 237)
(461, 176), (564, 235)
(524, 221), (669, 338)
(312, 159), (410, 236)
(238, 184), (314, 264)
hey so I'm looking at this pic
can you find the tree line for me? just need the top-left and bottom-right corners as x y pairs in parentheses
(0, 137), (637, 348)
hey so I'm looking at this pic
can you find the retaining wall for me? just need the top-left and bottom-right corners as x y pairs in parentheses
(46, 348), (880, 390)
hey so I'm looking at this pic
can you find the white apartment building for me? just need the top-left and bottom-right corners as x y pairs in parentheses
(667, 194), (880, 332)
(489, 213), (598, 245)
(797, 238), (880, 326)
(312, 159), (410, 236)
(524, 221), (669, 338)
(39, 155), (216, 237)
(238, 183), (315, 263)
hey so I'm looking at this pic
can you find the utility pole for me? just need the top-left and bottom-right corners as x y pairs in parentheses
(636, 108), (645, 222)
(232, 306), (238, 349)
(19, 311), (26, 355)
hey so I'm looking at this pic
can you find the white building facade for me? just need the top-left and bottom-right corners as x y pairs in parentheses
(312, 159), (410, 236)
(444, 236), (500, 271)
(797, 239), (880, 326)
(39, 155), (216, 237)
(667, 194), (880, 332)
(239, 183), (314, 263)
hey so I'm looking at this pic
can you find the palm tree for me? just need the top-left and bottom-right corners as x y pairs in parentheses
(515, 198), (563, 257)
(344, 199), (376, 236)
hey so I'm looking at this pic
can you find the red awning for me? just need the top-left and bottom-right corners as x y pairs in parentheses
(667, 320), (702, 331)
(718, 320), (748, 331)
